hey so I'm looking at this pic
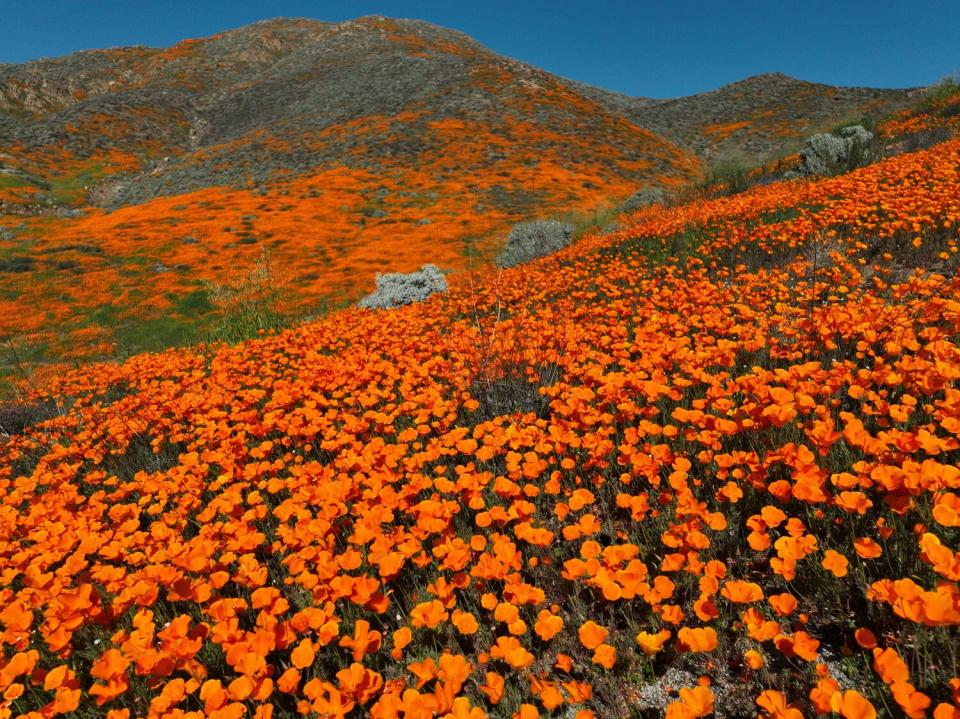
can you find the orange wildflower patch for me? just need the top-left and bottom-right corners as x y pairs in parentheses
(1, 134), (960, 716)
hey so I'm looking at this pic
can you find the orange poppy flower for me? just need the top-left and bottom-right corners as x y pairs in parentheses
(228, 675), (254, 702)
(407, 658), (438, 688)
(534, 610), (564, 641)
(720, 580), (763, 603)
(577, 621), (609, 650)
(830, 690), (877, 719)
(481, 672), (504, 705)
(677, 626), (718, 653)
(744, 649), (764, 669)
(854, 537), (883, 559)
(822, 549), (849, 577)
(756, 689), (803, 719)
(591, 644), (616, 669)
(452, 610), (479, 635)
(933, 703), (960, 719)
(873, 647), (910, 684)
(636, 629), (672, 656)
(410, 599), (449, 629)
(767, 593), (798, 617)
(891, 681), (931, 719)
(515, 703), (540, 719)
(933, 492), (960, 527)
(854, 628), (877, 649)
(391, 627), (412, 660)
(530, 677), (565, 711)
(290, 639), (316, 669)
(489, 636), (535, 669)
(339, 620), (383, 662)
(673, 686), (714, 718)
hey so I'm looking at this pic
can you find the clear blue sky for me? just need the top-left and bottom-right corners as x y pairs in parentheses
(3, 0), (958, 98)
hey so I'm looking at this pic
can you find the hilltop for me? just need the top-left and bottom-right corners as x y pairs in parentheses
(590, 72), (919, 159)
(0, 20), (916, 210)
(0, 16), (699, 211)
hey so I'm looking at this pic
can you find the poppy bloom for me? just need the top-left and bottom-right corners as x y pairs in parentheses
(678, 627), (718, 653)
(577, 621), (609, 650)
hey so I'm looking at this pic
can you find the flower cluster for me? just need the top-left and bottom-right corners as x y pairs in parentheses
(1, 138), (959, 718)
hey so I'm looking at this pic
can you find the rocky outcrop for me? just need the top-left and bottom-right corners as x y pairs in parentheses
(621, 186), (667, 212)
(357, 264), (448, 309)
(496, 220), (574, 268)
(797, 125), (874, 176)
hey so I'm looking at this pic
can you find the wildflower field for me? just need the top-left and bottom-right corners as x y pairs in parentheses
(1, 129), (959, 719)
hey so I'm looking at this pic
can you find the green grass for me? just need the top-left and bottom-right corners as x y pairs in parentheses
(0, 339), (52, 399)
(917, 78), (960, 114)
(74, 289), (218, 358)
(554, 200), (623, 241)
(0, 174), (32, 189)
(47, 162), (109, 205)
(459, 234), (499, 267)
(171, 288), (216, 316)
(110, 315), (202, 356)
(702, 149), (755, 196)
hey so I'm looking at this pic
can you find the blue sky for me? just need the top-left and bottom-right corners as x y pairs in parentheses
(3, 0), (958, 98)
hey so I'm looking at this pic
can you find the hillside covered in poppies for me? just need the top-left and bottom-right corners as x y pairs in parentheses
(0, 16), (920, 365)
(0, 53), (959, 718)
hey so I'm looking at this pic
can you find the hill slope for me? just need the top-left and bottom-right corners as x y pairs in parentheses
(2, 132), (959, 717)
(0, 17), (918, 364)
(591, 72), (917, 160)
(0, 16), (704, 361)
(0, 16), (699, 211)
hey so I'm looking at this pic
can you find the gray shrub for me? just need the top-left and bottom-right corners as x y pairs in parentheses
(357, 264), (448, 309)
(621, 186), (667, 213)
(496, 220), (574, 268)
(838, 124), (874, 146)
(799, 125), (874, 176)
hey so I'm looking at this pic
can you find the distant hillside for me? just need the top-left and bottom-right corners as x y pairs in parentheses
(0, 20), (918, 212)
(0, 16), (699, 212)
(616, 72), (917, 160)
(0, 16), (922, 363)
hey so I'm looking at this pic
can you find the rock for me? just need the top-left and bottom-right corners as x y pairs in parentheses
(50, 206), (82, 218)
(839, 124), (874, 145)
(621, 186), (667, 212)
(357, 264), (448, 309)
(496, 220), (574, 268)
(799, 133), (850, 175)
(632, 665), (756, 717)
(798, 125), (874, 176)
(633, 667), (698, 712)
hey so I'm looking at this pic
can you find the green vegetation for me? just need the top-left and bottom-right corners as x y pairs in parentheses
(555, 201), (623, 241)
(204, 246), (290, 344)
(918, 77), (960, 115)
(110, 315), (201, 356)
(703, 149), (754, 196)
(0, 174), (31, 189)
(47, 162), (109, 205)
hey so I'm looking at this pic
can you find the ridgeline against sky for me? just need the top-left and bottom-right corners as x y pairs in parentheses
(3, 0), (958, 97)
